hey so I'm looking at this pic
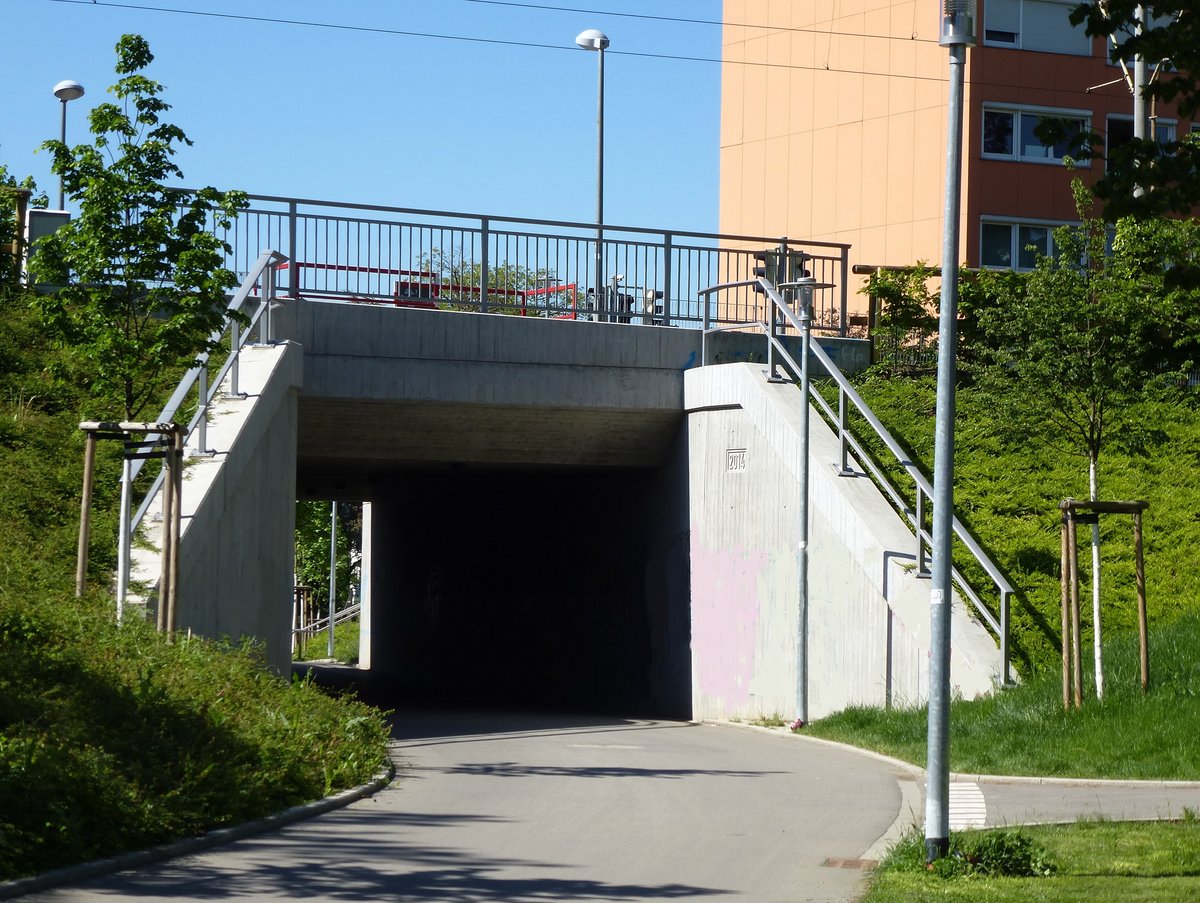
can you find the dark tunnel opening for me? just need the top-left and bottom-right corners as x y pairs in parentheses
(367, 466), (692, 720)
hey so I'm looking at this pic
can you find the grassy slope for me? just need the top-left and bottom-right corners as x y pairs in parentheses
(805, 373), (1200, 779)
(837, 374), (1200, 677)
(807, 611), (1200, 778)
(0, 289), (390, 881)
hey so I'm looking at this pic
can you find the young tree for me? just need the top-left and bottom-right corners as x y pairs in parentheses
(975, 177), (1190, 697)
(29, 35), (246, 420)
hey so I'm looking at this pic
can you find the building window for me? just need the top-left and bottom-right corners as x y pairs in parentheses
(980, 220), (1061, 270)
(1106, 115), (1177, 163)
(983, 106), (1088, 163)
(984, 0), (1092, 55)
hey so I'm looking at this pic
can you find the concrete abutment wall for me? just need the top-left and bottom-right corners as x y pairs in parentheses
(686, 363), (1002, 722)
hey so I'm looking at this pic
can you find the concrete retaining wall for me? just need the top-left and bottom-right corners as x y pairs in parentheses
(173, 342), (302, 674)
(685, 363), (1001, 721)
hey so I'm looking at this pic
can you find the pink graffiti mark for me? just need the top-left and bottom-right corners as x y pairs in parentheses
(691, 540), (766, 708)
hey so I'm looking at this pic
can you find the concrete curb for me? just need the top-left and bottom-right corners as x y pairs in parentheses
(702, 719), (1200, 863)
(0, 756), (396, 900)
(953, 773), (1200, 789)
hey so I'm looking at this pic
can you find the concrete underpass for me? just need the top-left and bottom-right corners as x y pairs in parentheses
(289, 304), (696, 718)
(175, 300), (1002, 724)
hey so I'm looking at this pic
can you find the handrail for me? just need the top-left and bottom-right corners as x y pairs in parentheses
(126, 249), (289, 554)
(700, 277), (1013, 685)
(178, 189), (853, 335)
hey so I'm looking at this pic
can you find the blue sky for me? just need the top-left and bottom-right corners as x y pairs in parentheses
(7, 0), (723, 232)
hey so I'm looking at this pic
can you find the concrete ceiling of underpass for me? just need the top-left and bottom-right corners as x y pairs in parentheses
(295, 397), (684, 496)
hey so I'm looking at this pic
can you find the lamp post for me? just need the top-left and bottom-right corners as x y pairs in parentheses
(926, 0), (975, 865)
(575, 28), (609, 321)
(52, 80), (85, 210)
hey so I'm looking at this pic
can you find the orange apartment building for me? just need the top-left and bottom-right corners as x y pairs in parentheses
(719, 0), (1190, 290)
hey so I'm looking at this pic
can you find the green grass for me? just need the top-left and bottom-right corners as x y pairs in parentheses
(806, 612), (1200, 779)
(804, 372), (1200, 780)
(296, 617), (361, 664)
(865, 820), (1200, 902)
(0, 288), (391, 881)
(832, 374), (1200, 677)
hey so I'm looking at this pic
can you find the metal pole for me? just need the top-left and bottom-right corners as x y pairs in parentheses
(166, 427), (183, 635)
(116, 452), (133, 623)
(262, 259), (275, 344)
(480, 217), (491, 314)
(796, 277), (815, 725)
(230, 320), (240, 397)
(58, 100), (67, 209)
(327, 500), (338, 659)
(594, 45), (605, 320)
(662, 232), (673, 326)
(287, 201), (299, 296)
(925, 38), (967, 865)
(1133, 5), (1147, 197)
(75, 431), (96, 597)
(839, 247), (850, 338)
(158, 434), (175, 633)
(197, 368), (209, 455)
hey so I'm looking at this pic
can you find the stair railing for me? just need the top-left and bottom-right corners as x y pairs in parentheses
(699, 277), (1013, 685)
(118, 249), (289, 603)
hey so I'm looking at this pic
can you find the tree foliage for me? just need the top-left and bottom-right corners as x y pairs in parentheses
(29, 35), (246, 420)
(0, 166), (46, 287)
(972, 178), (1190, 476)
(426, 250), (575, 316)
(1066, 2), (1200, 217)
(294, 500), (359, 616)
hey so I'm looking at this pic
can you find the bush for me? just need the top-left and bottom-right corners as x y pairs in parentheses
(0, 591), (390, 879)
(879, 827), (1055, 880)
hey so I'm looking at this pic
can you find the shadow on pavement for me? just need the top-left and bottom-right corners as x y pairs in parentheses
(59, 808), (733, 901)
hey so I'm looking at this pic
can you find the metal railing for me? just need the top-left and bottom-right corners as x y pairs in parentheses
(185, 190), (853, 334)
(699, 277), (1013, 685)
(120, 249), (289, 602)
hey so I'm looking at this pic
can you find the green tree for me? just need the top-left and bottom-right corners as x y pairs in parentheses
(974, 178), (1189, 697)
(425, 250), (576, 316)
(29, 35), (246, 420)
(1065, 2), (1200, 217)
(294, 500), (359, 620)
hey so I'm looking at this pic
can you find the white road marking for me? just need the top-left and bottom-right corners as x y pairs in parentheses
(949, 781), (987, 829)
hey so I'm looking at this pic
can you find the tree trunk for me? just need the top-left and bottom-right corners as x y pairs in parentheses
(1090, 454), (1104, 700)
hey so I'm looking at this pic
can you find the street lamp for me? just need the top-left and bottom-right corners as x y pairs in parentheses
(926, 0), (976, 865)
(575, 28), (609, 321)
(53, 79), (85, 210)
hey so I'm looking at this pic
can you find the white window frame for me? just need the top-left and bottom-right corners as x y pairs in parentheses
(979, 217), (1071, 271)
(1106, 113), (1177, 149)
(983, 0), (1092, 56)
(982, 104), (1091, 165)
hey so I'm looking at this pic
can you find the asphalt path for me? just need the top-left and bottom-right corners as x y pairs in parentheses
(25, 710), (912, 903)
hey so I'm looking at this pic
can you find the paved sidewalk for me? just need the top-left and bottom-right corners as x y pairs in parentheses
(776, 726), (1200, 854)
(952, 772), (1200, 829)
